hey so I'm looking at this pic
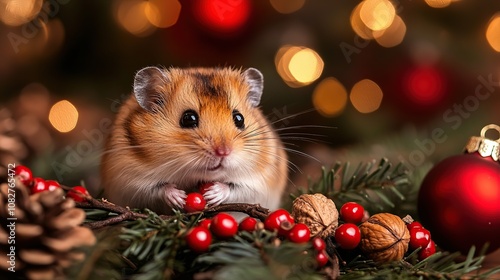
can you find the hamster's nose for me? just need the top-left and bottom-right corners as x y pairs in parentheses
(214, 146), (232, 157)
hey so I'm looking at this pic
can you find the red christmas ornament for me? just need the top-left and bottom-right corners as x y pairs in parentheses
(418, 124), (500, 255)
(191, 0), (251, 34)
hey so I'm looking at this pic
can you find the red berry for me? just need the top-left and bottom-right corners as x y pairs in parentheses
(418, 239), (436, 260)
(198, 219), (211, 229)
(239, 217), (257, 232)
(287, 223), (311, 243)
(67, 186), (90, 202)
(312, 237), (326, 252)
(31, 177), (49, 194)
(14, 165), (33, 187)
(340, 202), (365, 224)
(184, 193), (207, 212)
(185, 226), (212, 253)
(264, 209), (295, 236)
(46, 180), (61, 191)
(211, 213), (238, 239)
(334, 223), (361, 250)
(199, 182), (214, 195)
(407, 221), (423, 231)
(316, 251), (329, 267)
(409, 228), (431, 250)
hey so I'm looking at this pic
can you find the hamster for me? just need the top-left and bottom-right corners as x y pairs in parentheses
(101, 67), (288, 216)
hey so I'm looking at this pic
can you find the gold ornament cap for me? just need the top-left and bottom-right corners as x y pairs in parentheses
(464, 124), (500, 161)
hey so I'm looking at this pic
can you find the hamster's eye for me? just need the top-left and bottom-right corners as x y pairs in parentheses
(180, 110), (199, 128)
(232, 110), (245, 129)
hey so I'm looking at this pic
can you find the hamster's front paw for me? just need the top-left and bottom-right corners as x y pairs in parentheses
(202, 182), (231, 206)
(163, 184), (187, 209)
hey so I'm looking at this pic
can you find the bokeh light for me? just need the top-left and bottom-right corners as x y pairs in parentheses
(113, 0), (156, 37)
(0, 0), (43, 26)
(275, 46), (324, 87)
(192, 0), (251, 33)
(374, 15), (406, 48)
(288, 48), (324, 84)
(350, 79), (384, 113)
(359, 0), (396, 32)
(270, 0), (305, 14)
(312, 78), (348, 117)
(144, 0), (181, 28)
(350, 2), (375, 40)
(486, 13), (500, 52)
(405, 67), (445, 105)
(425, 0), (452, 8)
(48, 100), (79, 133)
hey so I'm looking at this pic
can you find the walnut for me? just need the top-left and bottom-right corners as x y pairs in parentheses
(359, 213), (410, 263)
(291, 194), (338, 238)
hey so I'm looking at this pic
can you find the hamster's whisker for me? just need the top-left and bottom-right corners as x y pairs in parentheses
(273, 124), (336, 132)
(242, 147), (301, 174)
(265, 108), (317, 127)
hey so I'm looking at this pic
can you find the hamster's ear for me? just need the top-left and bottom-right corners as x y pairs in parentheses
(243, 68), (264, 107)
(133, 66), (168, 112)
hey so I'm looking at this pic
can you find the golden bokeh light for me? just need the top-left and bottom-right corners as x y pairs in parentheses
(288, 48), (324, 85)
(275, 46), (324, 87)
(312, 78), (348, 117)
(275, 45), (300, 86)
(49, 100), (79, 133)
(113, 0), (156, 37)
(145, 0), (181, 28)
(350, 2), (375, 40)
(350, 79), (384, 113)
(486, 13), (500, 52)
(360, 0), (396, 31)
(374, 15), (406, 48)
(270, 0), (305, 14)
(0, 0), (43, 26)
(424, 0), (451, 8)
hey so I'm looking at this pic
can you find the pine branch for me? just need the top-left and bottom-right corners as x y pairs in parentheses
(337, 246), (499, 279)
(76, 196), (270, 229)
(196, 230), (325, 280)
(293, 158), (415, 214)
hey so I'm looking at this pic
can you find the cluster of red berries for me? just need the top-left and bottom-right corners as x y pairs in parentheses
(189, 207), (336, 269)
(13, 165), (90, 202)
(334, 202), (365, 250)
(264, 209), (311, 244)
(407, 221), (436, 260)
(335, 201), (436, 261)
(312, 237), (328, 267)
(185, 212), (240, 253)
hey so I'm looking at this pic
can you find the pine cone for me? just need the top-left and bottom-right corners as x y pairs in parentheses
(0, 107), (30, 183)
(0, 179), (96, 279)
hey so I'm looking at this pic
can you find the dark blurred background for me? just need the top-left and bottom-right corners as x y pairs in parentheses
(1, 0), (500, 192)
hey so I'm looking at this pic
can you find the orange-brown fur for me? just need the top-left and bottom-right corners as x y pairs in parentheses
(101, 67), (287, 214)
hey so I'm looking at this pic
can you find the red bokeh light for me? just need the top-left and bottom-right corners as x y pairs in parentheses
(405, 67), (446, 105)
(193, 0), (251, 34)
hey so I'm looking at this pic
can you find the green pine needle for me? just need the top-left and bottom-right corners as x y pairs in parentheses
(292, 158), (416, 214)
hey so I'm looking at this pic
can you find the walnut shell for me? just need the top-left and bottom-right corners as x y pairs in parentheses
(359, 213), (410, 263)
(291, 194), (338, 238)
